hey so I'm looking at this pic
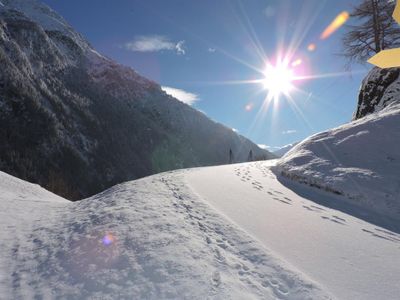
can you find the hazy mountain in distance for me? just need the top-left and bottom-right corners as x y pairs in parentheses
(273, 142), (299, 157)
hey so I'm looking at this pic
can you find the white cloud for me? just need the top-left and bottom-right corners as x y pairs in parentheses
(124, 35), (186, 55)
(282, 130), (297, 135)
(161, 86), (199, 105)
(175, 41), (186, 55)
(257, 144), (269, 150)
(208, 47), (216, 53)
(258, 144), (281, 151)
(232, 128), (238, 133)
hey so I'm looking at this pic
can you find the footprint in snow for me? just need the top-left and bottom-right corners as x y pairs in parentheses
(212, 271), (221, 287)
(311, 205), (326, 211)
(332, 215), (346, 222)
(273, 197), (292, 205)
(321, 216), (345, 225)
(362, 228), (400, 243)
(302, 205), (314, 211)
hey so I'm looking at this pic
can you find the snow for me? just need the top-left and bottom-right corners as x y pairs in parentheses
(0, 168), (332, 299)
(0, 171), (68, 297)
(273, 142), (299, 157)
(0, 0), (91, 53)
(2, 158), (399, 299)
(274, 104), (400, 223)
(187, 161), (400, 300)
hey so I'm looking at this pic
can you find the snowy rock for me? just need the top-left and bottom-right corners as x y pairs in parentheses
(354, 66), (400, 120)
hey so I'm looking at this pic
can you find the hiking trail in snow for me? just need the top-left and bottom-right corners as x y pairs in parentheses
(1, 160), (399, 299)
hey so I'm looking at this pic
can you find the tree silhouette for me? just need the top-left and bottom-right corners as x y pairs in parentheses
(342, 0), (400, 66)
(247, 150), (253, 162)
(229, 148), (234, 164)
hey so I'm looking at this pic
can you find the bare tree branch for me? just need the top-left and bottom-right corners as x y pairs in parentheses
(341, 0), (400, 66)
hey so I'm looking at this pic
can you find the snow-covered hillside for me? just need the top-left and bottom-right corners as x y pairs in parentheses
(2, 161), (400, 299)
(274, 104), (400, 224)
(0, 168), (330, 299)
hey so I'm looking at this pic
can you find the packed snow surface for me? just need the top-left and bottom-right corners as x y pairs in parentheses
(2, 160), (400, 299)
(187, 161), (400, 300)
(275, 104), (400, 223)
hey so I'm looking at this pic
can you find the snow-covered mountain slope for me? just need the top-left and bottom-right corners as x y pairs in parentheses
(273, 142), (299, 158)
(0, 0), (273, 200)
(1, 168), (331, 299)
(274, 104), (400, 223)
(3, 161), (400, 299)
(0, 0), (90, 51)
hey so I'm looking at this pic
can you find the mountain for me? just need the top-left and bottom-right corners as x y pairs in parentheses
(0, 0), (273, 200)
(272, 142), (299, 157)
(2, 160), (399, 299)
(274, 67), (400, 223)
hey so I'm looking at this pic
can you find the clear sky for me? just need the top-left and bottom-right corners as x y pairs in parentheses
(41, 0), (371, 151)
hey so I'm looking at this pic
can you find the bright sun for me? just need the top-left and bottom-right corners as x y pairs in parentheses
(262, 62), (294, 100)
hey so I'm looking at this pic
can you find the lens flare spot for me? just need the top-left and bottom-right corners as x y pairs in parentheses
(291, 59), (302, 67)
(307, 43), (316, 52)
(102, 233), (115, 246)
(320, 11), (350, 40)
(245, 103), (254, 111)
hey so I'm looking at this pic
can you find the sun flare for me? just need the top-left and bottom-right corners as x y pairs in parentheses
(262, 62), (294, 100)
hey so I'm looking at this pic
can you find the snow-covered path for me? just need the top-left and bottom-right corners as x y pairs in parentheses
(186, 161), (400, 300)
(1, 160), (399, 299)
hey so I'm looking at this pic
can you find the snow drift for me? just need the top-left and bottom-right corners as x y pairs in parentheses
(274, 104), (400, 223)
(0, 169), (331, 299)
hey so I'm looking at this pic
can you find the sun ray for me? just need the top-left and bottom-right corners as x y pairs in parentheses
(234, 0), (268, 62)
(293, 70), (367, 81)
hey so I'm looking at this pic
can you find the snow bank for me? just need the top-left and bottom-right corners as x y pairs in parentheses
(274, 104), (400, 222)
(0, 170), (329, 299)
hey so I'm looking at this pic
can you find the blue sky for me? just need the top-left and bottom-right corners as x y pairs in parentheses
(42, 0), (371, 150)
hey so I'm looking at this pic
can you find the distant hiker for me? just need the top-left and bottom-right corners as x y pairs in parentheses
(229, 148), (234, 164)
(247, 150), (253, 162)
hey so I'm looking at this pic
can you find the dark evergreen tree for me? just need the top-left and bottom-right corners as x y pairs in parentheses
(247, 150), (253, 162)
